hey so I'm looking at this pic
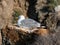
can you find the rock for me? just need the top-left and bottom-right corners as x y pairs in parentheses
(0, 30), (2, 45)
(34, 28), (49, 36)
(0, 0), (14, 29)
(54, 5), (60, 20)
(55, 5), (60, 12)
(1, 25), (60, 45)
(46, 13), (57, 32)
(0, 0), (59, 45)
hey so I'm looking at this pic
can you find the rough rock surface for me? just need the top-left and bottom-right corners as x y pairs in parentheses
(1, 25), (60, 45)
(0, 30), (2, 45)
(0, 0), (14, 29)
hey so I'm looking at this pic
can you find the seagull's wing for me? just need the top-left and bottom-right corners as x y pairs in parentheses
(21, 19), (41, 28)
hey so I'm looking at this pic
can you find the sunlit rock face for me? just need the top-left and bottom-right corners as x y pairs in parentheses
(0, 0), (14, 29)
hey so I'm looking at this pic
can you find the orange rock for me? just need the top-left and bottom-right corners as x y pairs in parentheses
(35, 28), (49, 36)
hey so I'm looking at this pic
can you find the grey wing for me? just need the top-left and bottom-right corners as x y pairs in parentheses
(31, 19), (41, 27)
(20, 19), (32, 27)
(21, 19), (41, 28)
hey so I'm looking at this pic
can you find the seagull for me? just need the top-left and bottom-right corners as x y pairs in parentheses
(17, 15), (41, 29)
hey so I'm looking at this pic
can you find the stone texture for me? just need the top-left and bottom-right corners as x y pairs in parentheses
(1, 25), (60, 45)
(0, 0), (14, 29)
(0, 31), (2, 45)
(0, 0), (59, 45)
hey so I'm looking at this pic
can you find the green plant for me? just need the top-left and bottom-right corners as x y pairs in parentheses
(12, 10), (21, 24)
(48, 0), (58, 7)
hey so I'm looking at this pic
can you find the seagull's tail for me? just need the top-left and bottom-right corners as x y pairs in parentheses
(37, 23), (41, 27)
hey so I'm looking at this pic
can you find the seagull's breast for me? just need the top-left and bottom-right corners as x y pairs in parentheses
(17, 18), (24, 26)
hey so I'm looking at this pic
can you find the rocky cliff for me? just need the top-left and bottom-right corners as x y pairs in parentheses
(0, 0), (60, 45)
(0, 0), (58, 30)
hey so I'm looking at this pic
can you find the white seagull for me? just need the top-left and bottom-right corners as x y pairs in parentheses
(17, 15), (41, 33)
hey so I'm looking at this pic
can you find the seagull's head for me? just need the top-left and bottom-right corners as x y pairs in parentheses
(17, 15), (25, 26)
(18, 15), (25, 20)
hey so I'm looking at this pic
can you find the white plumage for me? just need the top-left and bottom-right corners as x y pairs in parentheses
(17, 15), (41, 33)
(17, 15), (41, 29)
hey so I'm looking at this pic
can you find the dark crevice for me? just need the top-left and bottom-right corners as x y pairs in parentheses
(15, 32), (37, 45)
(46, 0), (51, 4)
(57, 20), (60, 26)
(40, 6), (50, 13)
(0, 0), (2, 2)
(26, 0), (39, 22)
